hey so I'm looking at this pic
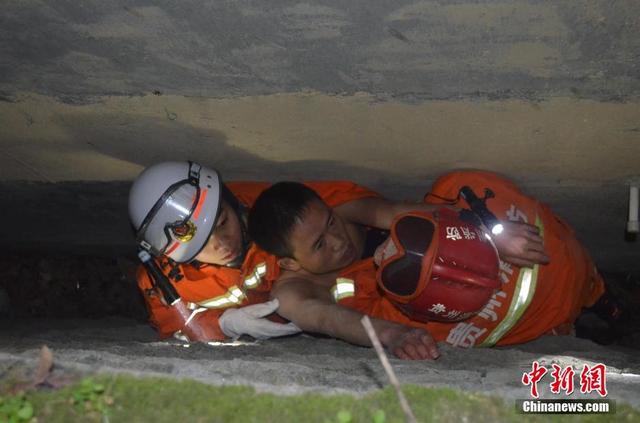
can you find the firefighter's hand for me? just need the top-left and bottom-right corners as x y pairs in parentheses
(383, 326), (440, 360)
(492, 221), (550, 268)
(219, 299), (302, 340)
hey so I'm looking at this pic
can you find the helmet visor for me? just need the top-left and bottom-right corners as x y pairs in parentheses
(136, 181), (201, 255)
(379, 215), (435, 297)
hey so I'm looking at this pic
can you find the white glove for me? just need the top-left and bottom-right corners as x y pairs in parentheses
(219, 299), (301, 340)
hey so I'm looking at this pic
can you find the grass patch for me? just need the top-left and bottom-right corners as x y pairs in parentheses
(1, 374), (637, 422)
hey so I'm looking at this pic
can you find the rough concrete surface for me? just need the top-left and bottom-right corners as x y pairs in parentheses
(1, 318), (639, 409)
(2, 94), (639, 186)
(1, 1), (639, 100)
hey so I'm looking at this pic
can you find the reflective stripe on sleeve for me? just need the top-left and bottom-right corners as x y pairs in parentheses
(243, 262), (267, 289)
(197, 285), (247, 309)
(184, 306), (208, 326)
(331, 278), (355, 301)
(479, 215), (543, 347)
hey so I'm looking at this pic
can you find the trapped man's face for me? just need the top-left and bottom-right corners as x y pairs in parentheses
(286, 199), (358, 274)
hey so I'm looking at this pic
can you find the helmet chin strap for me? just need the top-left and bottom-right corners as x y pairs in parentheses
(222, 187), (251, 269)
(225, 230), (249, 268)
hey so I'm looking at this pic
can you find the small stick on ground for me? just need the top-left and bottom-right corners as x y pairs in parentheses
(33, 345), (54, 387)
(361, 316), (418, 423)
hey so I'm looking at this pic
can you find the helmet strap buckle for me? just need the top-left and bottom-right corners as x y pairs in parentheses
(188, 161), (201, 186)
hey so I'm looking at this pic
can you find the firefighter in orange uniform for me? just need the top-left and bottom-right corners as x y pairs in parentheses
(128, 161), (380, 342)
(412, 170), (605, 346)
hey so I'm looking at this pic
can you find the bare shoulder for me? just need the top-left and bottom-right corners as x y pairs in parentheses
(273, 274), (311, 295)
(272, 271), (335, 305)
(334, 197), (381, 222)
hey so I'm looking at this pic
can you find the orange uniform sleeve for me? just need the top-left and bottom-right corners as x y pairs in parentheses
(226, 181), (271, 207)
(303, 181), (380, 208)
(136, 265), (227, 341)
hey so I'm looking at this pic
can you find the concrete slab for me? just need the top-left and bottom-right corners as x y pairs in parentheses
(0, 318), (638, 408)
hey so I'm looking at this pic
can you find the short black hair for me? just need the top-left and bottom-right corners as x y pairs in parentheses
(249, 182), (322, 258)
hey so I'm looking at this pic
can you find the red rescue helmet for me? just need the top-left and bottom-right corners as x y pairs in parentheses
(375, 208), (501, 323)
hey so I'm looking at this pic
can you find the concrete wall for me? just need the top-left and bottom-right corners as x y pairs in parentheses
(2, 1), (639, 100)
(0, 1), (639, 270)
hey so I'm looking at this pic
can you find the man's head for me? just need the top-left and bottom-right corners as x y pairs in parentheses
(129, 161), (246, 266)
(249, 182), (358, 274)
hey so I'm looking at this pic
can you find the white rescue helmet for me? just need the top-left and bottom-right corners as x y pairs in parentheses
(128, 161), (222, 263)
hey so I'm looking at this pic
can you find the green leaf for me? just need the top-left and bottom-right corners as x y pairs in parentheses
(336, 409), (352, 423)
(16, 403), (34, 420)
(372, 409), (385, 423)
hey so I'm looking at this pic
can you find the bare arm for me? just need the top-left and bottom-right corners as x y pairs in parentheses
(273, 277), (439, 360)
(335, 197), (444, 230)
(336, 197), (549, 267)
